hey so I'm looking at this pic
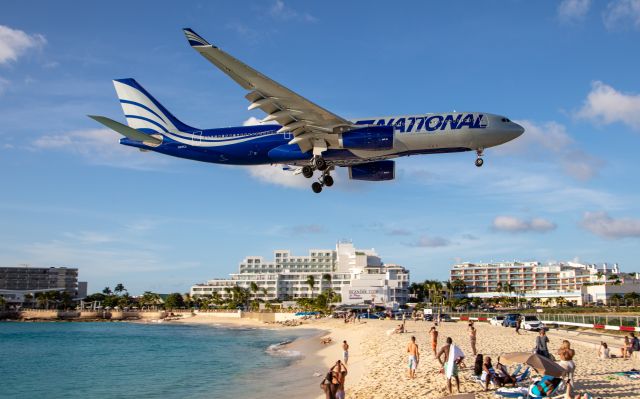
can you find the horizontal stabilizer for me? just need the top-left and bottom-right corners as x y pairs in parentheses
(88, 115), (162, 145)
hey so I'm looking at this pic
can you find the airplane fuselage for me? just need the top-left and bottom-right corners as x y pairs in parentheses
(121, 112), (523, 167)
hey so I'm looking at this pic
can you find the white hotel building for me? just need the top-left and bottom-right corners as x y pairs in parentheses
(191, 241), (410, 308)
(451, 261), (640, 305)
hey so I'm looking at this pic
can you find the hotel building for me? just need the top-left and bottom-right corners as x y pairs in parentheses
(450, 261), (639, 305)
(191, 241), (410, 308)
(0, 266), (87, 304)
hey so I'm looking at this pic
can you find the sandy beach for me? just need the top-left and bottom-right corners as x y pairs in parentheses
(170, 315), (640, 398)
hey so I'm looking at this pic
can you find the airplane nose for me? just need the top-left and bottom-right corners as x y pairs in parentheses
(512, 123), (525, 138)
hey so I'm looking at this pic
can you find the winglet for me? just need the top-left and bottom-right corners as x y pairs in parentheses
(183, 28), (213, 47)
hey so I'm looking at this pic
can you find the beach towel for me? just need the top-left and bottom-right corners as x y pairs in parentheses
(494, 387), (528, 398)
(613, 370), (640, 379)
(446, 344), (465, 379)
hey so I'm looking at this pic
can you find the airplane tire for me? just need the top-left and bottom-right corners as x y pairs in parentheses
(314, 157), (327, 171)
(302, 166), (313, 178)
(323, 175), (334, 187)
(311, 182), (323, 193)
(475, 158), (484, 167)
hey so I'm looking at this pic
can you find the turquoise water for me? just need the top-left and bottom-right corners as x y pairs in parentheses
(0, 322), (318, 398)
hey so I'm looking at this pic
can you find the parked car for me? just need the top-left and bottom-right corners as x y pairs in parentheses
(522, 315), (545, 331)
(359, 312), (380, 319)
(489, 315), (505, 326)
(440, 314), (453, 322)
(502, 313), (522, 327)
(424, 314), (434, 321)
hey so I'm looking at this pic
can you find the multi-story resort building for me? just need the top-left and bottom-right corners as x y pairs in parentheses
(0, 266), (87, 304)
(191, 241), (410, 308)
(450, 261), (639, 305)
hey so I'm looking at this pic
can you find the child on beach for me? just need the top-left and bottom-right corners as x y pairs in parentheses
(558, 340), (576, 381)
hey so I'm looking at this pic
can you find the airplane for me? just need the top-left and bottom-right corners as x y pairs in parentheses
(90, 28), (524, 193)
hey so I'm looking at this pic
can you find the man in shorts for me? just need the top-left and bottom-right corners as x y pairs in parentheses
(437, 337), (464, 394)
(407, 335), (420, 378)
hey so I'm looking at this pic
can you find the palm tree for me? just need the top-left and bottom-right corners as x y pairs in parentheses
(624, 292), (639, 306)
(0, 295), (6, 310)
(610, 293), (623, 306)
(102, 286), (112, 295)
(211, 292), (222, 305)
(223, 287), (232, 301)
(261, 287), (268, 299)
(114, 283), (126, 296)
(250, 282), (259, 299)
(451, 279), (466, 294)
(322, 273), (331, 291)
(305, 275), (316, 296)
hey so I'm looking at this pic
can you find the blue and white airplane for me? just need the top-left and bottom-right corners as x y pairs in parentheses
(90, 28), (524, 193)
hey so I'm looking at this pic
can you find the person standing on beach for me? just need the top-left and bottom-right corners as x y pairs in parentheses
(320, 371), (339, 399)
(342, 340), (349, 365)
(515, 316), (522, 335)
(407, 335), (420, 379)
(535, 329), (550, 358)
(437, 337), (464, 394)
(429, 326), (439, 356)
(468, 322), (477, 356)
(331, 360), (347, 399)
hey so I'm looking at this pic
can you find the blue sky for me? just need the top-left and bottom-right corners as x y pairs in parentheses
(1, 0), (639, 294)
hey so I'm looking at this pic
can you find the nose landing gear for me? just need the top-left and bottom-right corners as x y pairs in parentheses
(475, 149), (484, 167)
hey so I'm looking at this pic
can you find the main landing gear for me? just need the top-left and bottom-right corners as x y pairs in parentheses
(475, 149), (484, 167)
(305, 156), (333, 193)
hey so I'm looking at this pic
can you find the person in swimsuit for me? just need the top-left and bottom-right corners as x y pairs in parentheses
(331, 360), (347, 399)
(437, 337), (463, 394)
(407, 335), (420, 378)
(468, 322), (477, 356)
(320, 371), (339, 399)
(342, 340), (349, 364)
(558, 339), (576, 381)
(429, 326), (439, 356)
(481, 356), (499, 391)
(597, 342), (610, 359)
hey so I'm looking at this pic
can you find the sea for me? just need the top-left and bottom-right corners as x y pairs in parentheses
(0, 321), (321, 399)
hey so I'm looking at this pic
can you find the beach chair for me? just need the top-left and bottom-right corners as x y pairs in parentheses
(527, 376), (562, 398)
(494, 387), (529, 398)
(515, 368), (531, 384)
(510, 364), (522, 378)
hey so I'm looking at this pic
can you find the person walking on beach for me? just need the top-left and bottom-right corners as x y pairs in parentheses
(437, 337), (464, 394)
(407, 335), (420, 379)
(535, 329), (550, 359)
(429, 326), (439, 356)
(320, 371), (339, 399)
(468, 322), (477, 356)
(515, 316), (522, 335)
(558, 340), (576, 381)
(342, 340), (349, 365)
(331, 360), (348, 399)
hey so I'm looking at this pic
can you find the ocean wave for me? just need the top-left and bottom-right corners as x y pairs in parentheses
(265, 340), (301, 358)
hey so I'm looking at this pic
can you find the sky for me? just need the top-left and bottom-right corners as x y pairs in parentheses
(1, 0), (639, 295)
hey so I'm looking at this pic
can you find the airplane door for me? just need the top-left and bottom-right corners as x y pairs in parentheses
(192, 130), (202, 144)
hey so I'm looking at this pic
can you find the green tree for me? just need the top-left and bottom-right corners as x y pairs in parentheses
(250, 282), (259, 298)
(0, 295), (6, 310)
(624, 292), (640, 306)
(140, 291), (162, 309)
(610, 293), (623, 306)
(102, 287), (112, 295)
(60, 291), (73, 309)
(555, 296), (567, 307)
(451, 279), (466, 294)
(305, 275), (316, 296)
(164, 293), (186, 310)
(114, 283), (126, 296)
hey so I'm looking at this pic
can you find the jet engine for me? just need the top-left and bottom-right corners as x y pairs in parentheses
(349, 160), (395, 181)
(339, 125), (394, 150)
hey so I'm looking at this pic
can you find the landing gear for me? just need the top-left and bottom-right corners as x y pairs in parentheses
(313, 156), (327, 171)
(323, 175), (334, 187)
(475, 149), (484, 167)
(310, 167), (334, 194)
(302, 165), (313, 178)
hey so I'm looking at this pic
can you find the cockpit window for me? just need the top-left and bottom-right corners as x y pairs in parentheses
(501, 118), (512, 123)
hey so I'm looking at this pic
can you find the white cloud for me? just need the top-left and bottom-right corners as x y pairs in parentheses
(270, 0), (317, 22)
(581, 211), (640, 238)
(32, 128), (170, 170)
(0, 25), (46, 65)
(406, 235), (451, 248)
(492, 216), (557, 233)
(576, 81), (640, 131)
(494, 119), (603, 180)
(558, 0), (592, 22)
(245, 164), (309, 188)
(291, 224), (325, 235)
(603, 0), (640, 30)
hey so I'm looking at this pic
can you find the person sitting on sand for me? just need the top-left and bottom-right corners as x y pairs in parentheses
(321, 337), (333, 344)
(495, 356), (516, 387)
(394, 324), (405, 334)
(407, 335), (420, 379)
(558, 340), (576, 381)
(481, 356), (499, 391)
(597, 342), (610, 359)
(429, 326), (439, 356)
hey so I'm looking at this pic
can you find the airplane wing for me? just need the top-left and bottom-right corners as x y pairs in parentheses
(183, 28), (353, 153)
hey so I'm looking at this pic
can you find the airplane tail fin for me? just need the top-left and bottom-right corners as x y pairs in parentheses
(112, 78), (197, 134)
